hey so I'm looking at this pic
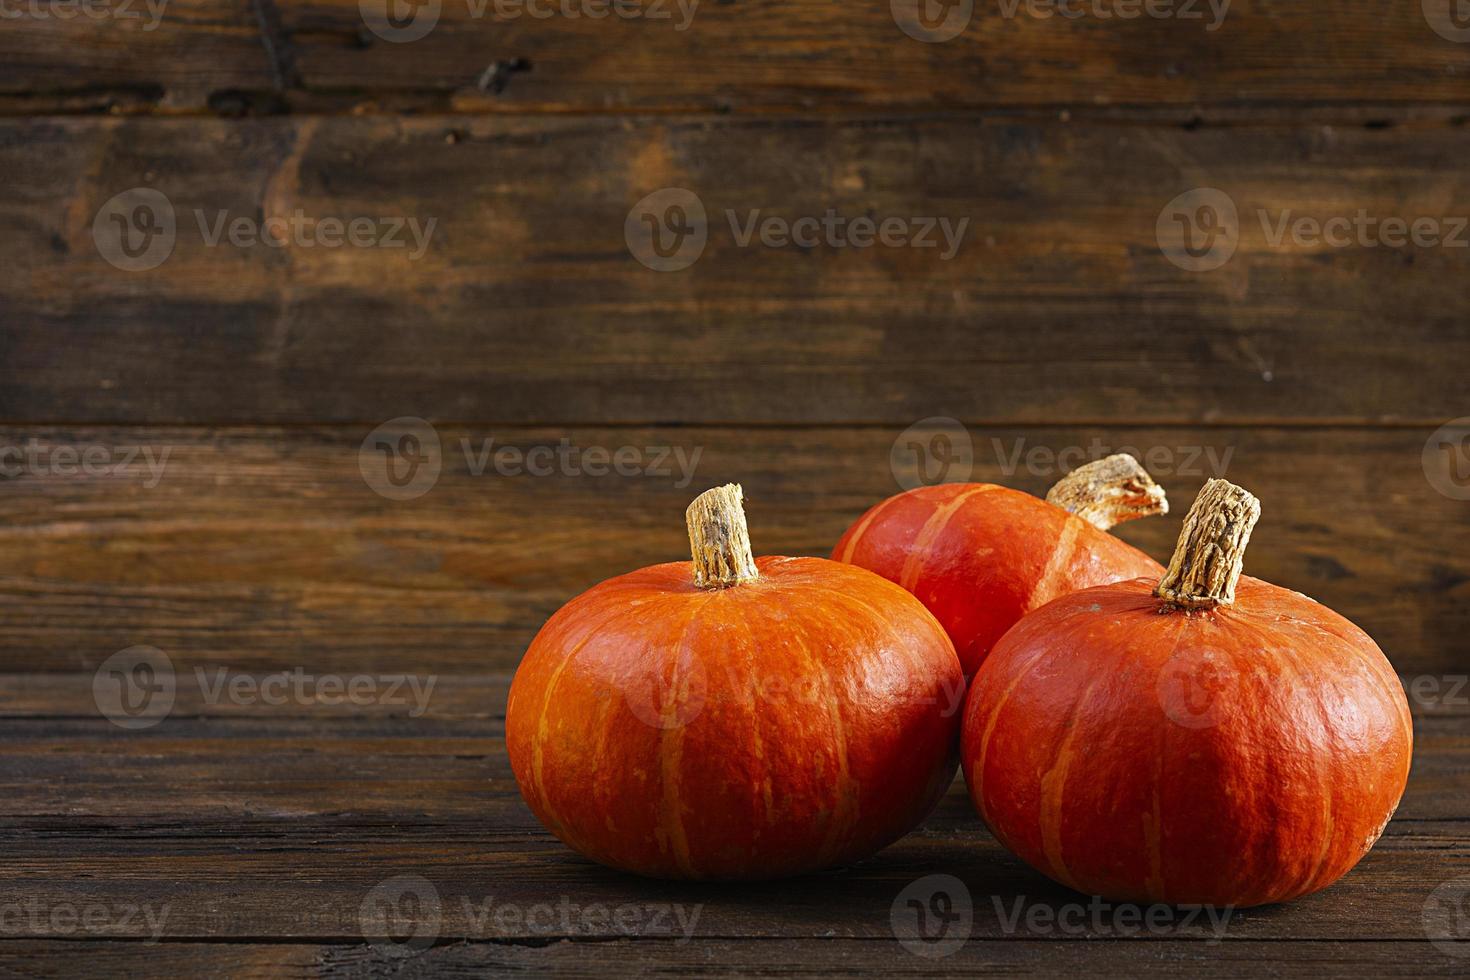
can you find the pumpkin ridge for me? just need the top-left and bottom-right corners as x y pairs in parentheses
(1144, 612), (1192, 902)
(770, 585), (861, 867)
(1025, 512), (1084, 612)
(833, 489), (910, 565)
(1038, 669), (1106, 892)
(656, 598), (711, 878)
(968, 634), (1059, 826)
(898, 484), (996, 592)
(529, 597), (658, 834)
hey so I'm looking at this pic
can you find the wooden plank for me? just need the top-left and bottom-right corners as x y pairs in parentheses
(0, 940), (1467, 980)
(4, 116), (1470, 425)
(0, 424), (1465, 675)
(0, 812), (1461, 942)
(0, 728), (1463, 942)
(0, 0), (276, 111)
(0, 711), (1464, 821)
(0, 710), (1462, 823)
(4, 1), (1470, 113)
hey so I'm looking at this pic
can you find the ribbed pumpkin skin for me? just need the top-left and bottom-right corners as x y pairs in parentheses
(833, 484), (1162, 677)
(962, 577), (1413, 907)
(507, 556), (963, 880)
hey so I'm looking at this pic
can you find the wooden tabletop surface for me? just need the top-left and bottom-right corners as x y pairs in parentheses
(3, 2), (1470, 976)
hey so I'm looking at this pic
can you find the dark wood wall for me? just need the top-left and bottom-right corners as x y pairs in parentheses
(2, 2), (1469, 685)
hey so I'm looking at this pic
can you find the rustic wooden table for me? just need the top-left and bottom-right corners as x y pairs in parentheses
(3, 1), (1470, 976)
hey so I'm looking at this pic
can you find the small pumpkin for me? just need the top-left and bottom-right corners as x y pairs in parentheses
(962, 479), (1413, 907)
(834, 454), (1168, 676)
(507, 484), (963, 880)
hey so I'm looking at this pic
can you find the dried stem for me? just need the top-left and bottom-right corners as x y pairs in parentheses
(1155, 479), (1262, 610)
(1046, 454), (1169, 531)
(686, 484), (759, 588)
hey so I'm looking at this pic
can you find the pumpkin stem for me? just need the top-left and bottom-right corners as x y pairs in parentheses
(686, 483), (760, 588)
(1155, 478), (1261, 610)
(1045, 454), (1169, 531)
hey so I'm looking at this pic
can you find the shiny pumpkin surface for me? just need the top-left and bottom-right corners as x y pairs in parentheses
(833, 483), (1162, 676)
(507, 556), (964, 880)
(962, 576), (1414, 907)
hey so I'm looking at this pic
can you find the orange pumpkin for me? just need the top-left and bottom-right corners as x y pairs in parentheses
(962, 479), (1413, 907)
(834, 454), (1168, 676)
(507, 484), (964, 880)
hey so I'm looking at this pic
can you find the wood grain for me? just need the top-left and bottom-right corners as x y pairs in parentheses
(1, 940), (1466, 979)
(4, 1), (1470, 114)
(1, 424), (1465, 675)
(4, 116), (1470, 425)
(0, 703), (1463, 943)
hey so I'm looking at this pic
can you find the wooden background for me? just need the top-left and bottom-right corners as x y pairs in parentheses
(2, 1), (1470, 975)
